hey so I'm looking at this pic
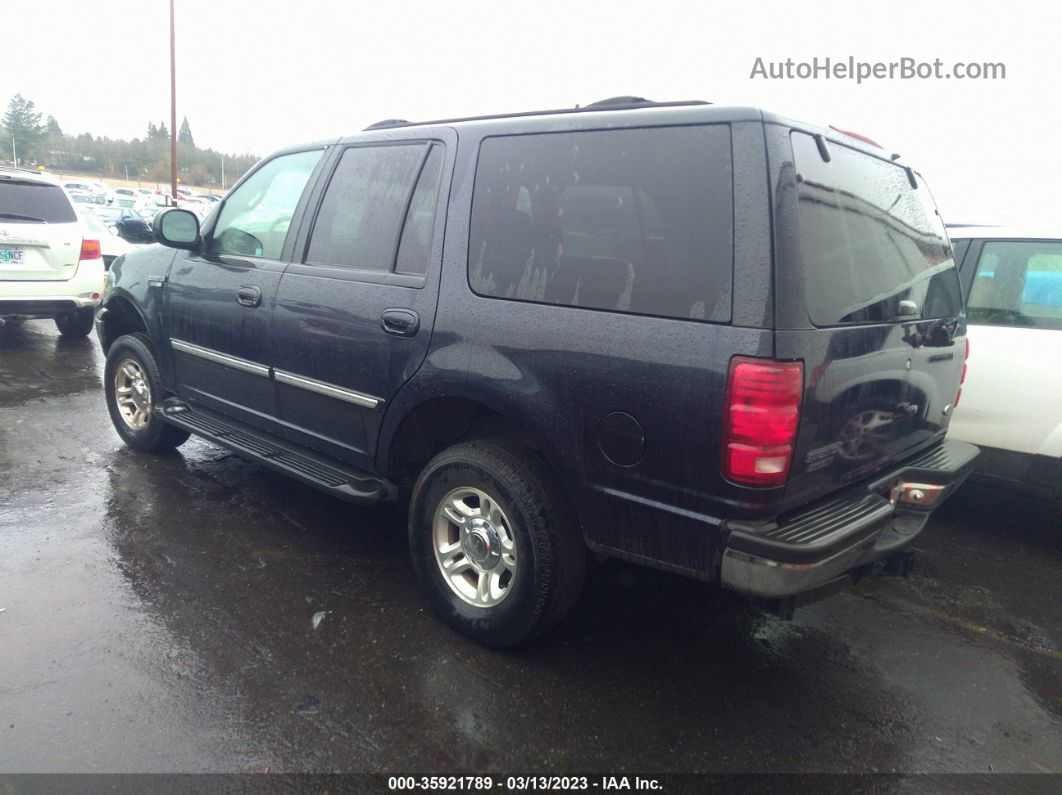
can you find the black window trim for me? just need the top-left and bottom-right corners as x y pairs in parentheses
(295, 138), (446, 288)
(464, 122), (737, 325)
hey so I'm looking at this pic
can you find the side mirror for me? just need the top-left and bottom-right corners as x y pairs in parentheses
(152, 208), (201, 250)
(897, 299), (920, 318)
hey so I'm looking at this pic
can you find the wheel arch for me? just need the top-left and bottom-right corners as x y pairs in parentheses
(99, 291), (150, 353)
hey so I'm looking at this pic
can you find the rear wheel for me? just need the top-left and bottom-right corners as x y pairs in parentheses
(409, 440), (586, 647)
(105, 333), (190, 453)
(54, 307), (95, 338)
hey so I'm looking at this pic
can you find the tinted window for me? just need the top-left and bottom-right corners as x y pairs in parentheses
(395, 146), (443, 274)
(468, 125), (733, 322)
(211, 149), (322, 259)
(791, 132), (962, 325)
(307, 144), (426, 271)
(968, 240), (1062, 330)
(0, 180), (76, 223)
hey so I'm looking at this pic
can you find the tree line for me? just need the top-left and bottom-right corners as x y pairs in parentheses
(2, 93), (259, 188)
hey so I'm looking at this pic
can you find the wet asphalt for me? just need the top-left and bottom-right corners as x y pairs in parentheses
(0, 319), (1059, 774)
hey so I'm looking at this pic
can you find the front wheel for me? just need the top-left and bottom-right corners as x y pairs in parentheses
(54, 307), (95, 338)
(409, 440), (587, 647)
(104, 333), (190, 453)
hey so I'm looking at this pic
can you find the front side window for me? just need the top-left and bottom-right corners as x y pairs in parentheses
(307, 143), (437, 272)
(968, 240), (1062, 330)
(468, 125), (734, 322)
(211, 149), (322, 259)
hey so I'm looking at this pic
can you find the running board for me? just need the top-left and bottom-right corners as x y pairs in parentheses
(158, 399), (396, 505)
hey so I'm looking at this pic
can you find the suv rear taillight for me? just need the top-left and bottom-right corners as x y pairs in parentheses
(722, 357), (804, 487)
(954, 338), (970, 407)
(80, 238), (102, 261)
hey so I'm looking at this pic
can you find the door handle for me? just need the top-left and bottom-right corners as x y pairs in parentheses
(236, 285), (262, 307)
(381, 308), (419, 337)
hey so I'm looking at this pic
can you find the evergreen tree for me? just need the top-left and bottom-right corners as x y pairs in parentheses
(2, 93), (45, 163)
(147, 121), (158, 139)
(157, 121), (169, 140)
(45, 115), (62, 135)
(178, 117), (194, 147)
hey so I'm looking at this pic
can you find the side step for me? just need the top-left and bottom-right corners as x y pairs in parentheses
(158, 399), (396, 505)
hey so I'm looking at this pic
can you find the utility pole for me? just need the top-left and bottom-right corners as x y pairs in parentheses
(11, 135), (16, 167)
(169, 0), (178, 203)
(221, 154), (225, 191)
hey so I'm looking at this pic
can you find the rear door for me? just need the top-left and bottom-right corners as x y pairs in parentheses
(0, 176), (81, 281)
(771, 128), (965, 508)
(269, 130), (453, 469)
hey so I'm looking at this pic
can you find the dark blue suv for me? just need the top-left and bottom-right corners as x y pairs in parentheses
(96, 98), (978, 646)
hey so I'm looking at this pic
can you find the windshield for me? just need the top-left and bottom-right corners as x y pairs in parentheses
(0, 179), (77, 223)
(790, 131), (962, 325)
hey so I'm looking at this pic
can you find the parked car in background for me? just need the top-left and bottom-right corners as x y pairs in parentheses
(136, 205), (163, 224)
(0, 167), (104, 336)
(95, 99), (977, 646)
(113, 188), (141, 208)
(77, 208), (131, 269)
(69, 189), (108, 206)
(947, 227), (1062, 499)
(93, 205), (155, 244)
(62, 180), (114, 205)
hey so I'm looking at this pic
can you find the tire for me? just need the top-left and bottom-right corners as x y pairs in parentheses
(104, 333), (190, 453)
(408, 440), (587, 647)
(54, 307), (95, 338)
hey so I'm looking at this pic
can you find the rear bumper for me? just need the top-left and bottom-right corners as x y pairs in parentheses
(0, 260), (106, 317)
(720, 440), (979, 599)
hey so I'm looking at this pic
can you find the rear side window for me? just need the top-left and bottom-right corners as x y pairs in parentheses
(307, 143), (442, 273)
(791, 131), (961, 325)
(468, 125), (733, 322)
(968, 240), (1062, 330)
(0, 179), (76, 223)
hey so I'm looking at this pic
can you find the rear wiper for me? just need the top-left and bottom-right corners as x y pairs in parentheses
(0, 212), (48, 223)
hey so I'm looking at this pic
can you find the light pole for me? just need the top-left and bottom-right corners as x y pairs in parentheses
(221, 154), (225, 191)
(169, 0), (178, 203)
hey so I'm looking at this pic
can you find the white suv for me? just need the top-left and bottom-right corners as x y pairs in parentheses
(947, 226), (1062, 499)
(0, 168), (106, 337)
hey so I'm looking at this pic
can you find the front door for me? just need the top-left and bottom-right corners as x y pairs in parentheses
(269, 132), (453, 469)
(164, 148), (326, 431)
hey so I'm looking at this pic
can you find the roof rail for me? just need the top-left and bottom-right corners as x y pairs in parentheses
(365, 98), (710, 131)
(584, 95), (653, 107)
(363, 118), (412, 131)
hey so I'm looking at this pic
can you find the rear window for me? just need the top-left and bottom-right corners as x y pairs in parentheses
(790, 131), (961, 325)
(468, 125), (733, 323)
(0, 179), (76, 223)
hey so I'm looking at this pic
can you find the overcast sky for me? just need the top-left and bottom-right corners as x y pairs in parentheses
(5, 0), (1059, 226)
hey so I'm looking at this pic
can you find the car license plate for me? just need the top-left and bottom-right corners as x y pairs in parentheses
(0, 247), (24, 265)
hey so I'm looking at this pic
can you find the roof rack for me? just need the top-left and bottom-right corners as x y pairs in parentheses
(363, 118), (412, 131)
(361, 98), (709, 132)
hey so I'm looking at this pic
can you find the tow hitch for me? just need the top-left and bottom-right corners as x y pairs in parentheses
(882, 550), (916, 578)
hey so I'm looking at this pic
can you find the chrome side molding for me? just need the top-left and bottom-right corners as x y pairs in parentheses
(170, 339), (270, 378)
(273, 369), (381, 409)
